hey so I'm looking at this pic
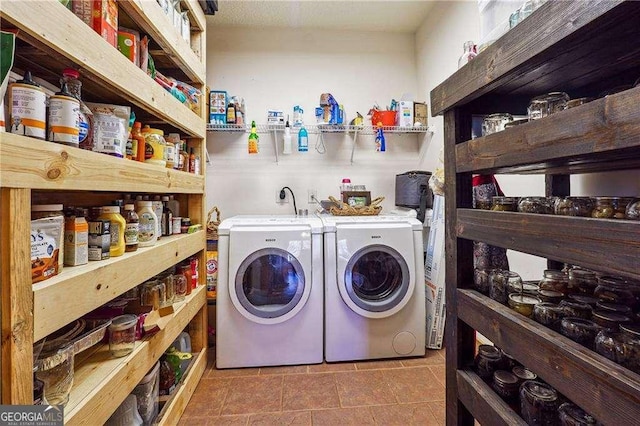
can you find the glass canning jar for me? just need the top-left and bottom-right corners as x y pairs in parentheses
(512, 366), (537, 385)
(491, 196), (519, 212)
(595, 301), (633, 316)
(474, 345), (505, 382)
(509, 280), (540, 296)
(491, 370), (520, 406)
(626, 198), (640, 220)
(568, 294), (599, 309)
(490, 270), (522, 304)
(558, 300), (592, 320)
(591, 310), (632, 331)
(508, 293), (541, 317)
(568, 269), (598, 295)
(520, 381), (560, 426)
(528, 91), (569, 120)
(554, 196), (594, 217)
(539, 270), (569, 294)
(518, 196), (553, 214)
(481, 113), (513, 136)
(594, 276), (636, 309)
(533, 302), (565, 332)
(595, 324), (640, 374)
(591, 196), (619, 219)
(173, 273), (188, 302)
(538, 289), (565, 304)
(617, 197), (635, 219)
(560, 317), (601, 350)
(473, 268), (493, 295)
(558, 402), (600, 426)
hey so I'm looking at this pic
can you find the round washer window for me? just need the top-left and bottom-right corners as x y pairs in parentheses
(235, 248), (306, 319)
(344, 244), (410, 313)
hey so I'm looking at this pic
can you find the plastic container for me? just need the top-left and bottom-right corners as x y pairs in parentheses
(106, 394), (143, 426)
(35, 343), (75, 406)
(137, 201), (158, 247)
(131, 362), (160, 426)
(109, 314), (138, 357)
(142, 126), (167, 167)
(370, 110), (396, 126)
(99, 206), (126, 257)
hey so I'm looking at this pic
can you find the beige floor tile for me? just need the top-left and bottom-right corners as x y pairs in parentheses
(311, 407), (375, 425)
(178, 415), (209, 426)
(354, 360), (404, 370)
(189, 378), (231, 415)
(307, 362), (356, 373)
(370, 403), (441, 425)
(335, 370), (397, 407)
(383, 367), (445, 403)
(282, 373), (340, 411)
(248, 411), (312, 425)
(259, 365), (308, 375)
(221, 376), (283, 415)
(400, 350), (445, 367)
(207, 365), (261, 379)
(428, 365), (446, 387)
(207, 415), (250, 425)
(428, 401), (446, 425)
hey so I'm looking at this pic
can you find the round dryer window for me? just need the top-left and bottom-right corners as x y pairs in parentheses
(235, 248), (306, 320)
(344, 244), (410, 313)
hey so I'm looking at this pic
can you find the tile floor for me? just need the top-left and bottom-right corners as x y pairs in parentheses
(180, 348), (446, 425)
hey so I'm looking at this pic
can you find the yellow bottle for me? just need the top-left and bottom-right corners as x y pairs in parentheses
(248, 120), (259, 154)
(99, 206), (126, 257)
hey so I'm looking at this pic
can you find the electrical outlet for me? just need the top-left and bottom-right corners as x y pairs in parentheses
(276, 189), (289, 204)
(308, 189), (318, 204)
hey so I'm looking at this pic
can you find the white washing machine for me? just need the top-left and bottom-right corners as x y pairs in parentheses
(216, 216), (324, 368)
(321, 215), (425, 362)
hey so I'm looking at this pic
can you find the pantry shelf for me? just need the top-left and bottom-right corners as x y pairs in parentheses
(180, 0), (207, 32)
(0, 133), (204, 193)
(119, 0), (205, 85)
(457, 289), (640, 426)
(455, 86), (640, 175)
(206, 123), (432, 135)
(456, 209), (640, 280)
(33, 231), (205, 342)
(430, 0), (640, 115)
(1, 0), (205, 138)
(64, 285), (206, 425)
(456, 370), (526, 426)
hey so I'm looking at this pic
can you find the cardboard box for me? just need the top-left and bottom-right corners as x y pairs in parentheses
(72, 0), (93, 27)
(397, 100), (414, 127)
(414, 102), (428, 127)
(209, 90), (227, 124)
(93, 0), (118, 48)
(117, 28), (140, 67)
(425, 194), (446, 349)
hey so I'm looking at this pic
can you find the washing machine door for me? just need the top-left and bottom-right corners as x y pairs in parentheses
(337, 223), (415, 319)
(229, 226), (312, 325)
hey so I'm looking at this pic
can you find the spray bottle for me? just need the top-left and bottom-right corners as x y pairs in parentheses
(283, 116), (292, 155)
(375, 123), (386, 152)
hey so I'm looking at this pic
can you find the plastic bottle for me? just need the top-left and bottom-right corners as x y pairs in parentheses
(161, 196), (173, 236)
(458, 41), (477, 69)
(136, 201), (158, 247)
(152, 195), (163, 240)
(375, 123), (386, 152)
(226, 102), (236, 124)
(99, 206), (126, 257)
(61, 68), (93, 150)
(142, 126), (167, 167)
(298, 125), (308, 152)
(131, 122), (146, 162)
(188, 147), (196, 173)
(340, 178), (352, 200)
(282, 118), (292, 155)
(248, 121), (259, 154)
(168, 195), (180, 217)
(124, 204), (139, 252)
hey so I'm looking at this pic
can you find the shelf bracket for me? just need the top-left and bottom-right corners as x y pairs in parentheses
(350, 127), (359, 164)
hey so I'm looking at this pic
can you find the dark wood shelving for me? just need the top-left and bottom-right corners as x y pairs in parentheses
(430, 1), (640, 425)
(458, 290), (640, 426)
(456, 210), (640, 281)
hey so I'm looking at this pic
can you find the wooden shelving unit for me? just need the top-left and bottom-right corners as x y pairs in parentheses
(0, 0), (208, 422)
(430, 1), (640, 425)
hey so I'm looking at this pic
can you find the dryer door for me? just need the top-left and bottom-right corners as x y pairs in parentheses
(229, 226), (312, 325)
(337, 223), (415, 319)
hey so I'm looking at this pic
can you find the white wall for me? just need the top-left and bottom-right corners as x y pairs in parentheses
(206, 26), (429, 217)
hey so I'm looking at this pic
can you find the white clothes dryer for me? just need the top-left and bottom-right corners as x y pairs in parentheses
(216, 216), (323, 368)
(320, 215), (425, 362)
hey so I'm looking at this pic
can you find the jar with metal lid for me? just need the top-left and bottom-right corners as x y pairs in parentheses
(490, 270), (522, 304)
(474, 345), (505, 382)
(509, 280), (540, 296)
(491, 370), (520, 406)
(568, 269), (598, 295)
(617, 197), (634, 218)
(595, 301), (633, 316)
(565, 97), (594, 109)
(554, 196), (594, 217)
(594, 329), (620, 363)
(568, 294), (599, 309)
(594, 276), (636, 309)
(560, 317), (601, 350)
(538, 289), (565, 304)
(626, 198), (640, 220)
(512, 366), (537, 385)
(31, 204), (64, 219)
(508, 293), (541, 317)
(481, 113), (513, 136)
(141, 126), (167, 167)
(109, 314), (138, 358)
(618, 324), (640, 374)
(591, 310), (632, 331)
(559, 300), (592, 320)
(533, 302), (565, 331)
(558, 402), (600, 426)
(539, 270), (569, 294)
(591, 197), (619, 219)
(518, 196), (553, 214)
(474, 268), (493, 295)
(520, 381), (560, 426)
(173, 272), (188, 302)
(528, 92), (570, 120)
(491, 196), (519, 212)
(500, 350), (519, 370)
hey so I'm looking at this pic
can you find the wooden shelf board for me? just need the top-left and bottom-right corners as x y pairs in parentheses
(456, 209), (640, 280)
(65, 285), (206, 425)
(1, 0), (205, 138)
(156, 348), (207, 425)
(0, 133), (204, 193)
(33, 232), (205, 341)
(457, 289), (640, 426)
(118, 0), (205, 86)
(456, 370), (526, 426)
(455, 87), (640, 174)
(430, 1), (640, 115)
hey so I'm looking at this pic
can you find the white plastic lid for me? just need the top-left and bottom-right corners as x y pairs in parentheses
(102, 206), (120, 214)
(124, 204), (135, 211)
(138, 201), (153, 207)
(31, 204), (63, 212)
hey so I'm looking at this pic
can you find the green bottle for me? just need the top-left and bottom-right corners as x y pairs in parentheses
(248, 121), (259, 154)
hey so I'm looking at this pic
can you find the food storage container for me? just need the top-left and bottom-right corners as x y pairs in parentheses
(565, 98), (594, 109)
(595, 324), (640, 374)
(131, 362), (160, 425)
(591, 310), (632, 331)
(594, 276), (636, 308)
(109, 314), (138, 357)
(512, 366), (537, 385)
(500, 350), (519, 370)
(141, 281), (161, 310)
(481, 113), (513, 136)
(474, 345), (505, 382)
(491, 370), (520, 407)
(533, 302), (565, 331)
(538, 289), (565, 304)
(528, 92), (569, 120)
(560, 317), (601, 349)
(539, 270), (569, 294)
(625, 198), (640, 220)
(567, 294), (599, 308)
(509, 280), (540, 295)
(491, 196), (519, 212)
(173, 272), (188, 301)
(490, 270), (522, 304)
(474, 268), (493, 295)
(518, 196), (553, 214)
(508, 293), (541, 317)
(559, 300), (592, 320)
(554, 196), (595, 217)
(591, 196), (620, 219)
(558, 402), (600, 425)
(568, 268), (598, 295)
(35, 343), (75, 406)
(520, 381), (560, 426)
(595, 301), (633, 316)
